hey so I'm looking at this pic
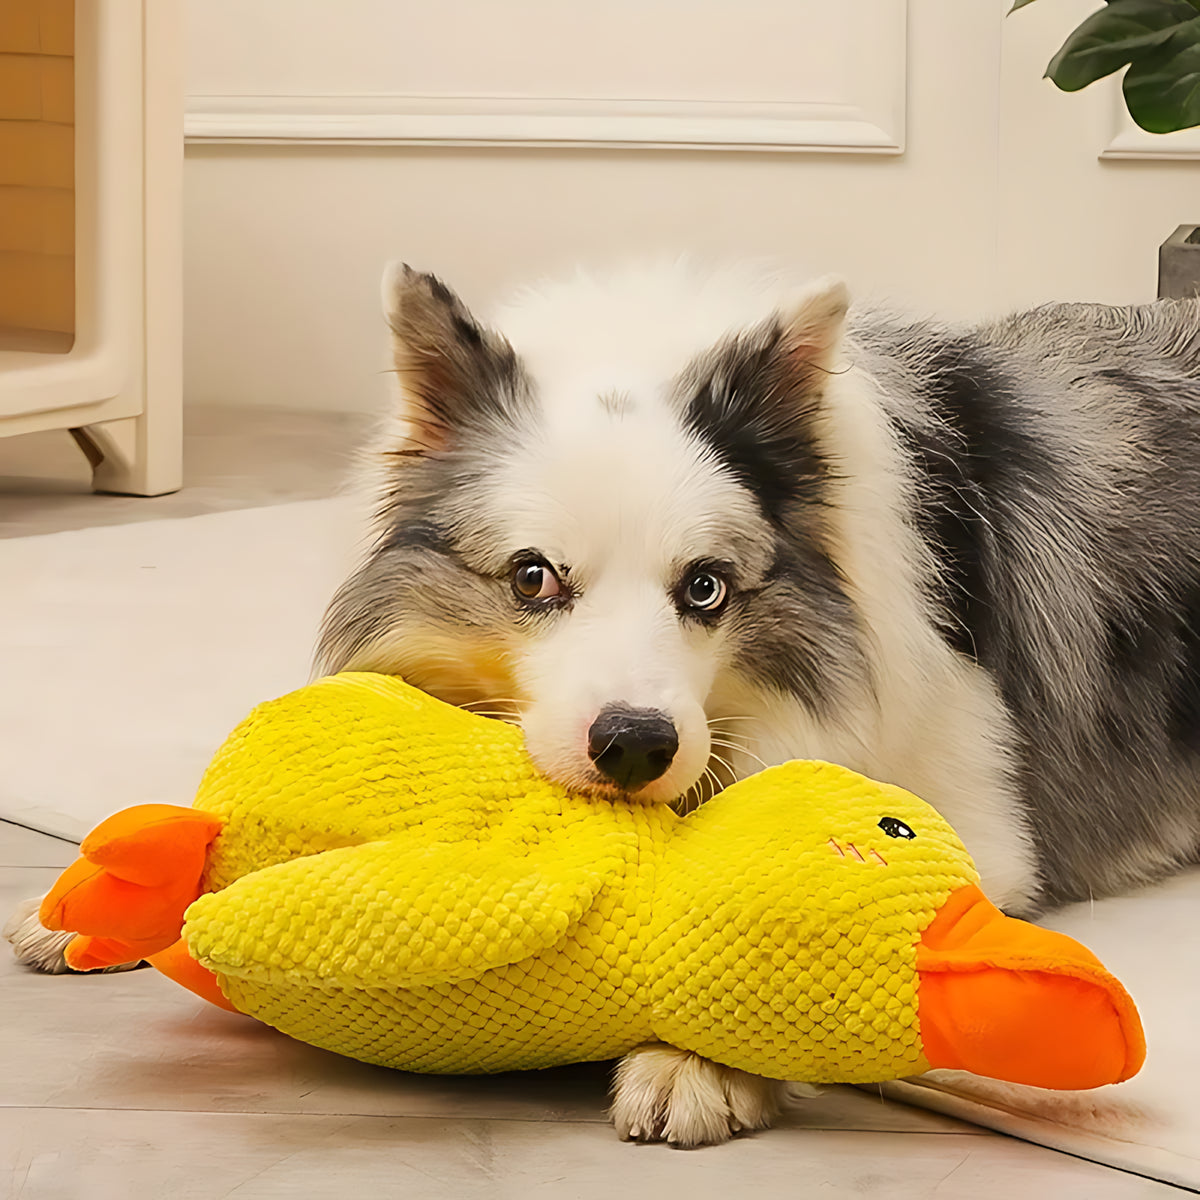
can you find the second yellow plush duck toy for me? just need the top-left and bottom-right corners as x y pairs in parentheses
(42, 673), (1144, 1093)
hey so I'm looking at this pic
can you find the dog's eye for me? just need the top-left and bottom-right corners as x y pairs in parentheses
(878, 817), (916, 840)
(512, 559), (562, 602)
(681, 570), (728, 613)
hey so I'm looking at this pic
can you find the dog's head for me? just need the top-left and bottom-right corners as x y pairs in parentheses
(318, 262), (864, 803)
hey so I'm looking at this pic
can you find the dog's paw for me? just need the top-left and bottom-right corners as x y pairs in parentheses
(4, 896), (75, 973)
(611, 1044), (791, 1148)
(3, 894), (142, 975)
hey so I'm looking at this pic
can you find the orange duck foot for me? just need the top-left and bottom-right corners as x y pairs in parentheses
(40, 804), (224, 969)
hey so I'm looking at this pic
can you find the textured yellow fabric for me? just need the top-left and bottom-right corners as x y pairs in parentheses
(183, 673), (978, 1081)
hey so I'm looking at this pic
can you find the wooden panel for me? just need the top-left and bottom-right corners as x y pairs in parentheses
(39, 51), (72, 122)
(0, 122), (73, 188)
(0, 2), (40, 55)
(0, 54), (42, 118)
(0, 0), (72, 340)
(0, 186), (72, 254)
(0, 45), (72, 123)
(38, 0), (74, 57)
(0, 249), (73, 330)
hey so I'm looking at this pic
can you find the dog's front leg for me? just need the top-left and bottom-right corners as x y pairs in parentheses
(611, 1043), (807, 1147)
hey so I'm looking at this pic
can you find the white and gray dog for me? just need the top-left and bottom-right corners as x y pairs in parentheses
(12, 260), (1200, 1147)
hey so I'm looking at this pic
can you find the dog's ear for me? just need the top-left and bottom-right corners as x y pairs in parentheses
(682, 276), (851, 522)
(381, 263), (523, 453)
(778, 276), (850, 372)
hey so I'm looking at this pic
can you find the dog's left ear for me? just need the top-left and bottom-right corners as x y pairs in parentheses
(681, 276), (851, 522)
(778, 276), (850, 373)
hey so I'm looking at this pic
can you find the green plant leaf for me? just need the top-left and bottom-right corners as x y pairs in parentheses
(1045, 0), (1200, 91)
(1009, 0), (1041, 11)
(1123, 30), (1200, 129)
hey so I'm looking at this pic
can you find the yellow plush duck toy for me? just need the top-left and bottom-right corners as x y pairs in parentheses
(42, 673), (1144, 1092)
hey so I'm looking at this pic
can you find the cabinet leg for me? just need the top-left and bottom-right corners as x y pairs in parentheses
(69, 412), (182, 497)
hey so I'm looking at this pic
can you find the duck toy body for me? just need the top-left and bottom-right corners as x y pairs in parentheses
(42, 673), (1144, 1091)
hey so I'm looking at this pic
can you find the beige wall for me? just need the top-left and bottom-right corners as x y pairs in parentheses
(0, 0), (73, 347)
(182, 0), (1200, 412)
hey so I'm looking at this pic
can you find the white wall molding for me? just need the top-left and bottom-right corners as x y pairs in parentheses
(1102, 123), (1200, 161)
(1101, 93), (1200, 160)
(185, 0), (906, 154)
(184, 93), (904, 154)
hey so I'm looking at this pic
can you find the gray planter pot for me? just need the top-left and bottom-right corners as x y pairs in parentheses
(1158, 225), (1200, 299)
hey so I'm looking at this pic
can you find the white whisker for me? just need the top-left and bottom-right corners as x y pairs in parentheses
(708, 738), (769, 772)
(458, 697), (527, 724)
(707, 750), (738, 783)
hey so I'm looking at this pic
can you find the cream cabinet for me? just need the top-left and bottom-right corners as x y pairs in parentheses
(0, 0), (181, 495)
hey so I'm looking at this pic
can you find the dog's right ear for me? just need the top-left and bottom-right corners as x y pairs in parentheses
(778, 275), (850, 374)
(381, 263), (523, 454)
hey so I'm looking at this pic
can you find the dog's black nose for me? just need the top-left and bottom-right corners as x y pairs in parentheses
(587, 706), (679, 791)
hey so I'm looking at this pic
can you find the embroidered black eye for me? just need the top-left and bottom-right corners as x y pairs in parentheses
(878, 817), (915, 840)
(511, 558), (563, 603)
(679, 570), (729, 614)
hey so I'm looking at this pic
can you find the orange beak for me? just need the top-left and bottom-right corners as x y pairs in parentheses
(916, 885), (1145, 1089)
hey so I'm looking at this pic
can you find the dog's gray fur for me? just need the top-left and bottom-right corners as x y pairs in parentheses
(855, 299), (1200, 907)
